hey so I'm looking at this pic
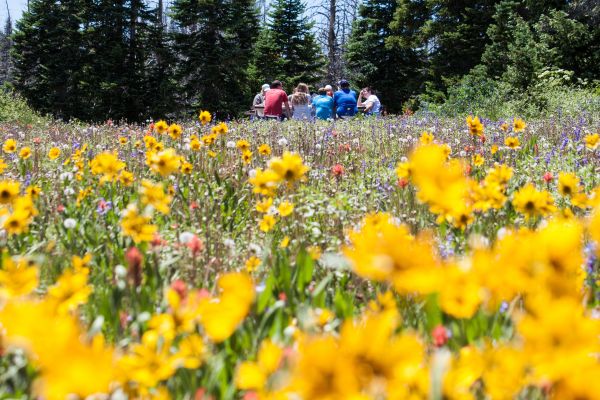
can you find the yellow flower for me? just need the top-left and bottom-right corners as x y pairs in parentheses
(258, 144), (272, 156)
(149, 148), (181, 177)
(256, 197), (273, 213)
(269, 151), (309, 183)
(153, 141), (164, 152)
(119, 330), (180, 390)
(466, 115), (484, 137)
(472, 154), (484, 167)
(0, 180), (20, 204)
(0, 158), (6, 173)
(197, 272), (255, 342)
(3, 208), (32, 235)
(119, 137), (128, 145)
(259, 214), (276, 232)
(558, 172), (580, 197)
(242, 150), (253, 164)
(512, 183), (556, 219)
(140, 180), (172, 214)
(280, 236), (290, 248)
(199, 110), (212, 125)
(208, 150), (217, 158)
(90, 152), (126, 183)
(3, 139), (17, 153)
(181, 161), (193, 174)
(144, 135), (157, 149)
(419, 131), (434, 145)
(504, 136), (520, 149)
(344, 213), (441, 294)
(245, 256), (261, 273)
(154, 120), (169, 134)
(47, 269), (93, 315)
(513, 117), (526, 132)
(395, 161), (411, 179)
(236, 139), (251, 152)
(118, 170), (134, 186)
(307, 245), (322, 260)
(439, 265), (482, 319)
(202, 133), (217, 146)
(0, 256), (39, 298)
(278, 201), (294, 217)
(500, 122), (509, 131)
(249, 168), (279, 197)
(19, 146), (32, 159)
(168, 123), (183, 139)
(121, 204), (158, 243)
(584, 133), (599, 150)
(491, 144), (499, 154)
(215, 122), (228, 135)
(48, 147), (61, 160)
(190, 139), (202, 151)
(236, 361), (266, 390)
(176, 334), (204, 369)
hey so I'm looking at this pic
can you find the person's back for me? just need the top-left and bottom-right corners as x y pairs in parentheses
(333, 80), (357, 118)
(264, 87), (288, 117)
(334, 89), (357, 117)
(313, 92), (334, 120)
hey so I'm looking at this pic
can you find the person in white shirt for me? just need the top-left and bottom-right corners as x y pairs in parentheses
(357, 87), (381, 116)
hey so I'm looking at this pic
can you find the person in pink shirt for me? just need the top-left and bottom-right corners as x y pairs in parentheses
(264, 80), (291, 120)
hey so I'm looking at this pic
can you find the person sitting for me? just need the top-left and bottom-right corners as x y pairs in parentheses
(264, 80), (291, 121)
(252, 84), (270, 117)
(313, 87), (334, 120)
(333, 79), (358, 119)
(289, 83), (312, 120)
(357, 87), (381, 116)
(324, 84), (334, 97)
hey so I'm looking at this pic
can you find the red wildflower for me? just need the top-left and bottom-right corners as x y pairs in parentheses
(432, 324), (449, 347)
(171, 280), (187, 300)
(397, 178), (409, 188)
(125, 247), (143, 287)
(187, 235), (204, 256)
(331, 163), (345, 177)
(543, 172), (553, 183)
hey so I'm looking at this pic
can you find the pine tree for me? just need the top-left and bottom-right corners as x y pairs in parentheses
(346, 0), (425, 112)
(252, 0), (323, 90)
(172, 0), (259, 118)
(0, 16), (13, 86)
(481, 0), (521, 79)
(12, 0), (85, 119)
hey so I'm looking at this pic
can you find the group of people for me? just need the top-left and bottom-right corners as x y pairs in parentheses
(252, 79), (381, 121)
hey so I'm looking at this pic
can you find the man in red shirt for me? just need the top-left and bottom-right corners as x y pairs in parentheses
(264, 80), (291, 120)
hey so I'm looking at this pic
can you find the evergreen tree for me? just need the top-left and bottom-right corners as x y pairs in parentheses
(346, 0), (426, 112)
(12, 0), (85, 119)
(0, 16), (13, 86)
(481, 0), (521, 78)
(172, 0), (259, 118)
(252, 0), (323, 90)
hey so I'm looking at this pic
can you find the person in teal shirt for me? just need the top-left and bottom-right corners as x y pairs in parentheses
(313, 87), (334, 120)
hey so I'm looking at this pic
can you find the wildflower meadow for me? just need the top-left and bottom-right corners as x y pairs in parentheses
(1, 111), (600, 400)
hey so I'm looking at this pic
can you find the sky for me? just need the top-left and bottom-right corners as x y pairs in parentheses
(2, 0), (26, 23)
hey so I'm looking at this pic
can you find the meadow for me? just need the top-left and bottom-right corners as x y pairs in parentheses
(0, 110), (600, 399)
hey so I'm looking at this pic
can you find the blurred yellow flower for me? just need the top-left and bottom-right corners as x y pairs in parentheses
(0, 180), (20, 204)
(168, 123), (183, 139)
(259, 214), (276, 232)
(513, 117), (526, 132)
(466, 115), (484, 137)
(0, 256), (38, 298)
(121, 204), (158, 243)
(504, 136), (520, 149)
(269, 152), (309, 183)
(19, 146), (32, 159)
(584, 133), (599, 150)
(245, 256), (261, 273)
(419, 131), (434, 145)
(154, 120), (169, 134)
(258, 143), (272, 156)
(3, 139), (17, 153)
(278, 201), (294, 217)
(558, 172), (580, 197)
(48, 147), (61, 160)
(149, 148), (181, 177)
(140, 180), (172, 214)
(199, 110), (212, 125)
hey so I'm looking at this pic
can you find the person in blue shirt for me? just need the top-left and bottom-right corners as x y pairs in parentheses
(333, 79), (358, 118)
(313, 87), (334, 120)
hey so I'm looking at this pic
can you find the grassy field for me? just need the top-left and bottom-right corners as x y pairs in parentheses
(0, 110), (600, 399)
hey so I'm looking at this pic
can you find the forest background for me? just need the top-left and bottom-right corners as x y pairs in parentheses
(0, 0), (598, 122)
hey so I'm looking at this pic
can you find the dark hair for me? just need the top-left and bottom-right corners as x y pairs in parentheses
(271, 80), (282, 89)
(340, 81), (350, 89)
(317, 87), (327, 95)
